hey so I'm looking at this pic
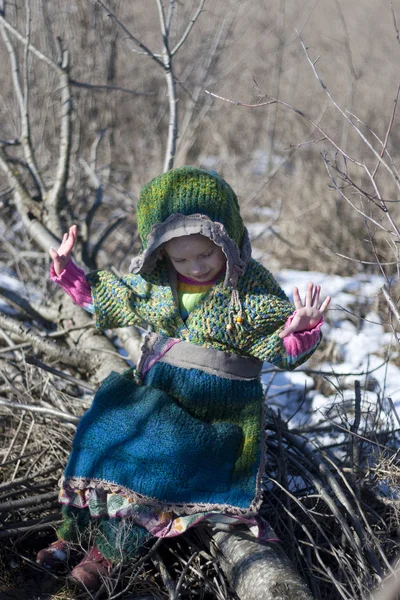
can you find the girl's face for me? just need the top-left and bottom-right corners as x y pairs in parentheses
(164, 234), (226, 282)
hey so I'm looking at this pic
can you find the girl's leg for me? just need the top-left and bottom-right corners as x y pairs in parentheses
(70, 516), (153, 591)
(57, 504), (91, 543)
(37, 506), (90, 570)
(95, 516), (152, 562)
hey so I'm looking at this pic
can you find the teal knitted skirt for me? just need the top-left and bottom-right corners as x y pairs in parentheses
(63, 362), (264, 517)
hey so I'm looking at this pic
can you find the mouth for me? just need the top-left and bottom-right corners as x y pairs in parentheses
(192, 271), (211, 281)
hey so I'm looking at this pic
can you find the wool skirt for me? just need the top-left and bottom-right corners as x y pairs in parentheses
(61, 361), (265, 517)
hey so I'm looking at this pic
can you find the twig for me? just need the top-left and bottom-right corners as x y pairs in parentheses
(12, 415), (34, 481)
(152, 552), (176, 599)
(25, 355), (96, 392)
(96, 0), (164, 68)
(350, 380), (361, 499)
(70, 78), (154, 96)
(170, 0), (206, 56)
(0, 464), (62, 492)
(371, 83), (400, 179)
(381, 284), (400, 327)
(174, 551), (200, 599)
(0, 396), (79, 424)
(0, 490), (59, 513)
(0, 517), (62, 539)
(204, 89), (363, 166)
(1, 410), (26, 464)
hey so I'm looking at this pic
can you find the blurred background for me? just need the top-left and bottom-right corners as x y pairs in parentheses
(2, 0), (399, 276)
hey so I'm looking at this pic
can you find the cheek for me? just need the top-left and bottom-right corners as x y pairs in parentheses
(216, 250), (226, 267)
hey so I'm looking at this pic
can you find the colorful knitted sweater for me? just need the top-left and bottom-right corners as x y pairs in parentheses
(51, 257), (322, 368)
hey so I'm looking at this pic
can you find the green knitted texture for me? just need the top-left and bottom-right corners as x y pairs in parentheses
(95, 517), (151, 562)
(137, 167), (245, 249)
(87, 258), (317, 371)
(57, 506), (151, 563)
(57, 505), (91, 543)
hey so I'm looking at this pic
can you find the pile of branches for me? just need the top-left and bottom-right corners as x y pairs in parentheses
(1, 326), (400, 599)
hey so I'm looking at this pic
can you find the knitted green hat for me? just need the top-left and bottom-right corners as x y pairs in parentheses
(137, 167), (244, 249)
(130, 167), (251, 288)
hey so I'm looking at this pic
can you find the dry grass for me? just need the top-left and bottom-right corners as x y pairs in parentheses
(1, 352), (400, 599)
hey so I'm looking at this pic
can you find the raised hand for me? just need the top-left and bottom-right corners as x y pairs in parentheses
(49, 224), (78, 276)
(279, 282), (331, 338)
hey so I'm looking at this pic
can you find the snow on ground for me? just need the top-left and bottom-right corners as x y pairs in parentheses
(0, 270), (41, 315)
(262, 269), (400, 433)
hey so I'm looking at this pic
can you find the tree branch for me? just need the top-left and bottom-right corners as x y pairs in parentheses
(0, 12), (62, 73)
(70, 78), (154, 96)
(0, 13), (46, 198)
(96, 0), (165, 68)
(297, 32), (400, 191)
(44, 46), (72, 237)
(170, 0), (206, 56)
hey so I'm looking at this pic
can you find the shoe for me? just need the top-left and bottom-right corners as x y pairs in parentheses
(36, 539), (82, 572)
(69, 545), (111, 591)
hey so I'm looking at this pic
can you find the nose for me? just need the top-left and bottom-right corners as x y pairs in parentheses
(191, 261), (202, 275)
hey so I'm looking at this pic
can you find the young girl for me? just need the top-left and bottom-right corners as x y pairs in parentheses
(37, 167), (330, 591)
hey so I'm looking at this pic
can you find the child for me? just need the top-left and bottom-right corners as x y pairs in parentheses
(37, 167), (330, 591)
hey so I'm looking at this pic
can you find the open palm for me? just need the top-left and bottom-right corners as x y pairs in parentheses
(49, 224), (77, 276)
(279, 282), (331, 338)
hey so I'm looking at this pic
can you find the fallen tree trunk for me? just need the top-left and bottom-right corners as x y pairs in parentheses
(210, 529), (313, 600)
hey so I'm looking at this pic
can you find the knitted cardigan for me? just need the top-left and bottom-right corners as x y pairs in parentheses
(87, 257), (320, 369)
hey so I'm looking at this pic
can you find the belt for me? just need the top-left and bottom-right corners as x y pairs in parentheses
(159, 339), (262, 381)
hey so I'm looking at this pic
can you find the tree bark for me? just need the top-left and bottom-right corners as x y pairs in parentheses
(210, 529), (314, 600)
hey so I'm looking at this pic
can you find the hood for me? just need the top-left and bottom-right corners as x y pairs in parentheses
(130, 167), (252, 288)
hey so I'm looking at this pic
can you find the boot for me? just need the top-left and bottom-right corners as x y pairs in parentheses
(69, 544), (111, 591)
(36, 539), (82, 572)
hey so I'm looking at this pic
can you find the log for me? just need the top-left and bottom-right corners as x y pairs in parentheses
(210, 529), (314, 600)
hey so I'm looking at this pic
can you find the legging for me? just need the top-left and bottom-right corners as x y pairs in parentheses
(57, 505), (152, 563)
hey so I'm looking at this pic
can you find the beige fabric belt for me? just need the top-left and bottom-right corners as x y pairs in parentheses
(159, 339), (262, 381)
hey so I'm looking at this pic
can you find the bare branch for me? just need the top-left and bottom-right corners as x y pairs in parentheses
(170, 0), (206, 56)
(0, 397), (79, 424)
(70, 78), (154, 96)
(166, 0), (176, 35)
(0, 13), (62, 72)
(0, 313), (96, 371)
(391, 1), (400, 47)
(45, 47), (72, 237)
(371, 82), (400, 179)
(297, 32), (400, 190)
(0, 148), (60, 250)
(154, 0), (178, 172)
(0, 16), (46, 198)
(381, 284), (400, 328)
(204, 89), (364, 166)
(163, 62), (178, 172)
(96, 0), (164, 68)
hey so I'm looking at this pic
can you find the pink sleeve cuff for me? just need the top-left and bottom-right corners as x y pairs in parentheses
(282, 312), (323, 359)
(50, 260), (92, 307)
